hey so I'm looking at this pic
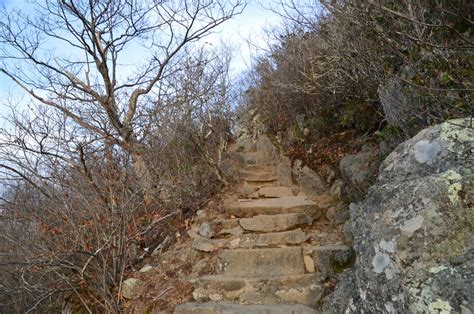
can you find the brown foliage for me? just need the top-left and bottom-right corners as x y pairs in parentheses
(243, 0), (472, 162)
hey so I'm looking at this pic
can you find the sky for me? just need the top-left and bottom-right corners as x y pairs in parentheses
(0, 1), (281, 110)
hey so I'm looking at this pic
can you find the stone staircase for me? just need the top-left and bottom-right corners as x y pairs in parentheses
(174, 135), (353, 313)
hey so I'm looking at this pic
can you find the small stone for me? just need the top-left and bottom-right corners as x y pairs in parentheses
(187, 228), (199, 239)
(139, 265), (153, 273)
(460, 305), (472, 314)
(241, 182), (258, 197)
(326, 203), (350, 225)
(121, 278), (144, 299)
(192, 235), (226, 252)
(198, 222), (215, 238)
(192, 258), (209, 274)
(304, 255), (316, 273)
(219, 226), (244, 236)
(329, 179), (342, 199)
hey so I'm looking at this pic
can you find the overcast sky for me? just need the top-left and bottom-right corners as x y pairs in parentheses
(0, 1), (280, 109)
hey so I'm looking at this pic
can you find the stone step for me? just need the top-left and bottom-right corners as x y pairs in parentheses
(239, 213), (313, 232)
(240, 184), (296, 199)
(242, 151), (278, 166)
(257, 186), (296, 198)
(191, 274), (325, 306)
(174, 302), (318, 314)
(192, 228), (309, 252)
(240, 170), (278, 182)
(244, 164), (275, 172)
(217, 247), (305, 277)
(240, 182), (278, 197)
(228, 196), (320, 217)
(237, 228), (309, 247)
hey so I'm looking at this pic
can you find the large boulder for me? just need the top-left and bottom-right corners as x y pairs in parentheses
(324, 119), (474, 313)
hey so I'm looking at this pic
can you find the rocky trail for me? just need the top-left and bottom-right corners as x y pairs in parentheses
(124, 119), (472, 313)
(174, 134), (354, 313)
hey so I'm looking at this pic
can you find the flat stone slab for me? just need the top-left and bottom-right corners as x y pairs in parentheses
(218, 247), (305, 277)
(240, 170), (278, 182)
(244, 164), (275, 172)
(192, 236), (227, 252)
(240, 182), (258, 198)
(192, 229), (308, 252)
(242, 151), (278, 166)
(257, 186), (295, 198)
(238, 228), (309, 248)
(191, 274), (324, 306)
(174, 302), (318, 314)
(228, 196), (319, 217)
(240, 213), (313, 232)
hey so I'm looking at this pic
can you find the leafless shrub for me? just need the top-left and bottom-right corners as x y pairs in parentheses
(0, 1), (243, 311)
(244, 0), (472, 150)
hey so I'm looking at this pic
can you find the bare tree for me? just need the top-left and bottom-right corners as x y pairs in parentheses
(0, 1), (244, 312)
(0, 0), (245, 198)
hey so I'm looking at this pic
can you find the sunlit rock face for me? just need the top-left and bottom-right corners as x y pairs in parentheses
(323, 119), (474, 313)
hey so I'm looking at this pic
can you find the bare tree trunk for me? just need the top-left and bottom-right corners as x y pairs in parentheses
(130, 150), (155, 203)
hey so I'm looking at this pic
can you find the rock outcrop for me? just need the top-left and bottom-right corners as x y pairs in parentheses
(324, 119), (474, 313)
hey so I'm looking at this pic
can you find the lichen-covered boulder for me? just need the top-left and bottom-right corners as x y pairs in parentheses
(324, 119), (474, 313)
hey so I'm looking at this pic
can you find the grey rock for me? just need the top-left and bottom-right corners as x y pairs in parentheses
(218, 225), (244, 237)
(121, 278), (144, 300)
(198, 222), (215, 238)
(256, 134), (278, 153)
(191, 274), (324, 306)
(240, 182), (258, 198)
(221, 152), (246, 180)
(310, 245), (355, 274)
(292, 160), (327, 196)
(339, 146), (380, 202)
(257, 186), (295, 198)
(139, 265), (153, 273)
(237, 228), (309, 248)
(228, 196), (320, 218)
(324, 119), (474, 313)
(174, 302), (318, 314)
(296, 114), (305, 131)
(191, 258), (210, 275)
(276, 157), (294, 187)
(217, 247), (305, 277)
(239, 213), (313, 232)
(242, 151), (278, 166)
(329, 179), (343, 199)
(234, 136), (256, 153)
(326, 202), (350, 225)
(192, 235), (226, 252)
